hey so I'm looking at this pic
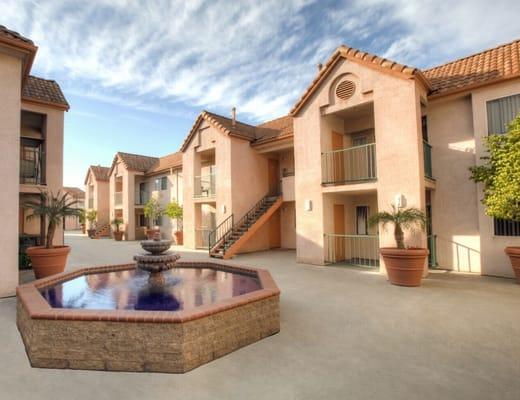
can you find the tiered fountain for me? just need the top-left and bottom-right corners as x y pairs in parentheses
(133, 232), (180, 287)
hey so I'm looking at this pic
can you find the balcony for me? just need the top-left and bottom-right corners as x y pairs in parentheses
(20, 158), (43, 185)
(114, 192), (123, 207)
(135, 190), (150, 205)
(324, 234), (380, 267)
(322, 143), (376, 185)
(423, 140), (433, 179)
(194, 173), (216, 198)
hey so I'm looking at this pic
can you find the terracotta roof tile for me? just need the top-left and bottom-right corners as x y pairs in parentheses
(424, 39), (520, 96)
(85, 165), (110, 184)
(63, 187), (85, 199)
(254, 115), (293, 143)
(22, 76), (69, 109)
(116, 152), (159, 172)
(0, 25), (34, 45)
(90, 165), (110, 181)
(146, 152), (182, 174)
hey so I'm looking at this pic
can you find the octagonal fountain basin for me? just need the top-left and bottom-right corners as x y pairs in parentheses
(16, 261), (280, 373)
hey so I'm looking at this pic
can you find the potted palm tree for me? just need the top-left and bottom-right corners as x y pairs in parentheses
(144, 198), (163, 240)
(25, 190), (82, 279)
(369, 205), (428, 286)
(165, 201), (183, 245)
(86, 209), (97, 238)
(470, 115), (520, 283)
(112, 218), (124, 241)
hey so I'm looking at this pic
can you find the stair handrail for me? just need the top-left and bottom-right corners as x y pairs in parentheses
(208, 214), (234, 252)
(209, 193), (282, 256)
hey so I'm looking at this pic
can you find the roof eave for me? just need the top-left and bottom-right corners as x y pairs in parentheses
(0, 36), (37, 86)
(22, 96), (70, 111)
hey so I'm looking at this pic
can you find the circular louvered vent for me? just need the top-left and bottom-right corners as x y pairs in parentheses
(335, 80), (356, 100)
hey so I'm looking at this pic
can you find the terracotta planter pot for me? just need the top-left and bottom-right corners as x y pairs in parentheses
(146, 228), (160, 240)
(26, 246), (70, 279)
(380, 248), (429, 287)
(505, 247), (520, 284)
(174, 231), (183, 245)
(113, 231), (124, 241)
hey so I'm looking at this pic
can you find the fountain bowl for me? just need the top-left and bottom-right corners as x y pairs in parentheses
(139, 239), (173, 255)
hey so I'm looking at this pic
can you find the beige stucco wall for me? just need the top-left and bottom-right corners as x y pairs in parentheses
(0, 52), (21, 297)
(471, 79), (520, 277)
(428, 95), (481, 273)
(85, 171), (110, 228)
(294, 58), (427, 270)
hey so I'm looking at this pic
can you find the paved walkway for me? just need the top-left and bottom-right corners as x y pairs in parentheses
(3, 234), (520, 400)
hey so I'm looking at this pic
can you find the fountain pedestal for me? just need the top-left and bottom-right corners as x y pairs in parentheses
(133, 234), (180, 287)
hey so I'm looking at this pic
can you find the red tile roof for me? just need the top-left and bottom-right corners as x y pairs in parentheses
(0, 25), (34, 45)
(85, 165), (110, 184)
(116, 152), (159, 172)
(254, 115), (294, 144)
(424, 39), (520, 96)
(22, 76), (69, 109)
(63, 187), (85, 199)
(147, 152), (182, 174)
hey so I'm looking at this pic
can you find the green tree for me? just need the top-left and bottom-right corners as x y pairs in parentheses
(86, 209), (97, 228)
(470, 114), (520, 221)
(24, 190), (82, 248)
(111, 218), (124, 232)
(369, 205), (427, 249)
(164, 201), (183, 230)
(144, 198), (163, 227)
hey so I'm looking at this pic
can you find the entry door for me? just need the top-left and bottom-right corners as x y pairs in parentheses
(332, 132), (345, 183)
(333, 204), (345, 261)
(268, 159), (280, 196)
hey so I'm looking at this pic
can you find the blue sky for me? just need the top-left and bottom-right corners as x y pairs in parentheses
(3, 0), (520, 187)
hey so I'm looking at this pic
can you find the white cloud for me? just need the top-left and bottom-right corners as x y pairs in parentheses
(4, 0), (520, 121)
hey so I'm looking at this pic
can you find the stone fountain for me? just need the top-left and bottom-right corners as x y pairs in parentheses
(133, 232), (180, 287)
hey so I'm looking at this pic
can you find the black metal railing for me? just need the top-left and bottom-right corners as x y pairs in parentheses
(208, 214), (234, 253)
(208, 194), (278, 256)
(20, 158), (43, 185)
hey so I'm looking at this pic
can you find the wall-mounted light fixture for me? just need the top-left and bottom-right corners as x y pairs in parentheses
(304, 199), (312, 211)
(221, 204), (226, 214)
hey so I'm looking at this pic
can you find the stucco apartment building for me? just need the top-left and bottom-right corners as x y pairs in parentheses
(106, 151), (183, 240)
(0, 26), (68, 297)
(84, 165), (110, 231)
(179, 38), (520, 279)
(63, 187), (85, 230)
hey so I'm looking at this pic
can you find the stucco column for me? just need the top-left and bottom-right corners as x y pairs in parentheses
(0, 54), (21, 297)
(123, 171), (136, 240)
(294, 109), (326, 265)
(374, 81), (428, 276)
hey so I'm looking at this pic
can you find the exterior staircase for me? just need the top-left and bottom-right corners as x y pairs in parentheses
(92, 223), (111, 239)
(209, 195), (283, 259)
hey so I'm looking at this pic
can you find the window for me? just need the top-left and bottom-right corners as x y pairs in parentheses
(356, 206), (369, 235)
(154, 216), (163, 226)
(421, 115), (428, 142)
(494, 218), (520, 236)
(487, 94), (520, 236)
(487, 94), (520, 135)
(138, 214), (147, 227)
(20, 138), (43, 184)
(155, 176), (167, 191)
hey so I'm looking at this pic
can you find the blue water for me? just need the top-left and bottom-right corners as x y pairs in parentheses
(40, 268), (261, 311)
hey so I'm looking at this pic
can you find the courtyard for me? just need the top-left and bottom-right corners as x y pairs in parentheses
(2, 233), (519, 400)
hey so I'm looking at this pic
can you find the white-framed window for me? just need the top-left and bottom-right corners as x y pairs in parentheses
(154, 176), (167, 191)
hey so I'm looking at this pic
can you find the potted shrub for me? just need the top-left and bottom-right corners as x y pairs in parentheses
(24, 190), (82, 279)
(112, 218), (124, 241)
(144, 198), (163, 240)
(369, 205), (428, 287)
(86, 209), (97, 238)
(78, 209), (86, 234)
(470, 114), (520, 283)
(165, 201), (183, 245)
